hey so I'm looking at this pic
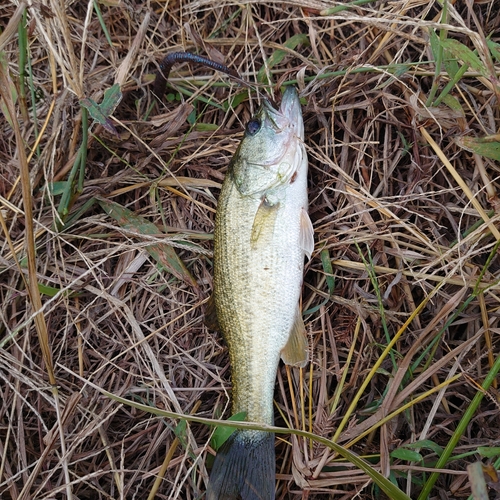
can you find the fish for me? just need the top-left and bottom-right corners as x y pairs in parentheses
(207, 86), (314, 500)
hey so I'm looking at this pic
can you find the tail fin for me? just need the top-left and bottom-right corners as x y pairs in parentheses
(207, 430), (275, 500)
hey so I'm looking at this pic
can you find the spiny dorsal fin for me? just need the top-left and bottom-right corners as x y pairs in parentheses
(281, 308), (309, 368)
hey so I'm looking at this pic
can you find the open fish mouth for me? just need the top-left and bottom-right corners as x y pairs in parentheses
(261, 87), (303, 136)
(280, 86), (303, 120)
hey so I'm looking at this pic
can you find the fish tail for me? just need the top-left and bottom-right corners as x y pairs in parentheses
(207, 430), (275, 500)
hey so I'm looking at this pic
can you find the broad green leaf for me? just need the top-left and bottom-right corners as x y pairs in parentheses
(80, 83), (122, 135)
(223, 90), (249, 111)
(99, 84), (122, 116)
(210, 411), (247, 450)
(98, 198), (198, 288)
(441, 39), (487, 77)
(457, 136), (500, 162)
(477, 446), (500, 458)
(320, 248), (335, 295)
(441, 94), (463, 114)
(390, 448), (423, 462)
(38, 283), (63, 297)
(400, 439), (444, 457)
(195, 123), (219, 131)
(257, 34), (310, 83)
(187, 107), (197, 125)
(486, 39), (500, 63)
(174, 420), (188, 448)
(47, 181), (69, 196)
(429, 29), (441, 66)
(442, 56), (460, 82)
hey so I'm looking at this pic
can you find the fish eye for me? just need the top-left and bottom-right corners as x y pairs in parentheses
(246, 119), (261, 136)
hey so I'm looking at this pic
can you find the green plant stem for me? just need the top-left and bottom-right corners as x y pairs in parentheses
(358, 243), (397, 370)
(17, 7), (28, 121)
(93, 0), (113, 48)
(79, 107), (88, 192)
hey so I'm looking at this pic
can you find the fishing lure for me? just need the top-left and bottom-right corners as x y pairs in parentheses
(153, 51), (242, 99)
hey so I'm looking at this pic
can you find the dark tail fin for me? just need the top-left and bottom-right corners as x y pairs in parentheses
(206, 430), (275, 500)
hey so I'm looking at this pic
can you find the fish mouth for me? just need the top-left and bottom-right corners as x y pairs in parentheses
(279, 86), (301, 120)
(262, 87), (303, 137)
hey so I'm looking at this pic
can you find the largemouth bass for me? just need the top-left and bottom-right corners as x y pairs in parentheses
(207, 86), (314, 500)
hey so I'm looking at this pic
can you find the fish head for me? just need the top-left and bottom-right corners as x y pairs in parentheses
(230, 86), (305, 197)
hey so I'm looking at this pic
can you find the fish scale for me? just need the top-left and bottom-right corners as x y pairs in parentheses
(207, 86), (313, 500)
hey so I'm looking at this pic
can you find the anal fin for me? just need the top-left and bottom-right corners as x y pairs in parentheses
(281, 308), (309, 368)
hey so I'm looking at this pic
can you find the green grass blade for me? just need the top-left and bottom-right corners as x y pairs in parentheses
(93, 0), (114, 48)
(426, 23), (445, 106)
(79, 105), (88, 192)
(57, 146), (83, 220)
(17, 7), (28, 120)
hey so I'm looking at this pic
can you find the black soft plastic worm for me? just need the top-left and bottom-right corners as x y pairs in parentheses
(153, 51), (241, 99)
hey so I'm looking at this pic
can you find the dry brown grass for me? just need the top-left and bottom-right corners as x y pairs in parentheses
(1, 0), (500, 498)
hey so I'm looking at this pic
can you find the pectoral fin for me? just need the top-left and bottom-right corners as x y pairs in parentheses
(300, 208), (314, 260)
(251, 198), (280, 249)
(281, 308), (309, 368)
